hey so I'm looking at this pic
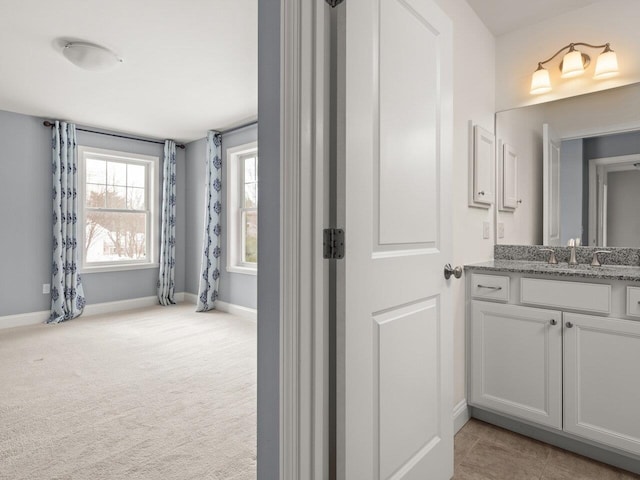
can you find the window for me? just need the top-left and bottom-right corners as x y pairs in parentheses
(227, 142), (258, 274)
(78, 146), (158, 272)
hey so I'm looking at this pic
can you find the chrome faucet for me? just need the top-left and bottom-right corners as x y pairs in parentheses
(540, 248), (558, 264)
(568, 240), (578, 265)
(591, 250), (611, 267)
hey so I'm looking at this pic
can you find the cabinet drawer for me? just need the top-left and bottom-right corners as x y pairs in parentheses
(471, 274), (509, 302)
(521, 278), (610, 314)
(627, 287), (640, 318)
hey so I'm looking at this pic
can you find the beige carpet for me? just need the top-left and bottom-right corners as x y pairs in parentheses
(0, 304), (256, 480)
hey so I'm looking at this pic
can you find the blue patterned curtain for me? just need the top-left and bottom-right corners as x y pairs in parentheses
(196, 131), (222, 311)
(157, 140), (177, 306)
(48, 121), (86, 324)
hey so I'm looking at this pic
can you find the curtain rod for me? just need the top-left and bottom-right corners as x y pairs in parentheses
(218, 120), (258, 136)
(42, 121), (186, 149)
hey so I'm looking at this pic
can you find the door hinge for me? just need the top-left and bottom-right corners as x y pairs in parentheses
(325, 0), (344, 7)
(323, 228), (345, 259)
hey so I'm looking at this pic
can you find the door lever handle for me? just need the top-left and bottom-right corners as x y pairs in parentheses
(444, 264), (463, 280)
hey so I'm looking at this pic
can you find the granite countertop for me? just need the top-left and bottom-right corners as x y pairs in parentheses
(464, 260), (640, 282)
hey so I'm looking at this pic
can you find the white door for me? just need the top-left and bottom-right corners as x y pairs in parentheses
(336, 0), (454, 478)
(543, 124), (561, 246)
(563, 313), (640, 455)
(469, 301), (562, 429)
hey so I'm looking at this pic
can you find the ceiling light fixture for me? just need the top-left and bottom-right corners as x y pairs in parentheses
(62, 42), (123, 71)
(530, 42), (618, 95)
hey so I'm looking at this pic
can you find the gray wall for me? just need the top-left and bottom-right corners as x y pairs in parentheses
(583, 130), (640, 160)
(184, 137), (207, 298)
(0, 110), (52, 316)
(257, 0), (280, 477)
(560, 139), (584, 245)
(0, 109), (186, 316)
(184, 126), (258, 310)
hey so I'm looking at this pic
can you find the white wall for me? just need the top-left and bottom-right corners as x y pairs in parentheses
(434, 0), (496, 409)
(495, 107), (545, 245)
(496, 0), (640, 110)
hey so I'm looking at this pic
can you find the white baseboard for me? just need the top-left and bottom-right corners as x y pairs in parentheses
(215, 300), (257, 321)
(1, 293), (257, 328)
(182, 293), (257, 321)
(454, 399), (471, 434)
(0, 292), (187, 330)
(0, 310), (50, 330)
(83, 295), (160, 317)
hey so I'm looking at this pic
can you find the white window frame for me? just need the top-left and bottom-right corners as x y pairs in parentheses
(226, 141), (258, 275)
(78, 146), (159, 273)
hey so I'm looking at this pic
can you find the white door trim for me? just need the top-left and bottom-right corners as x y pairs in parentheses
(588, 154), (640, 246)
(280, 0), (329, 478)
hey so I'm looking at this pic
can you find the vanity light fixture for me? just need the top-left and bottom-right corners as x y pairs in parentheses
(530, 42), (619, 95)
(62, 42), (123, 71)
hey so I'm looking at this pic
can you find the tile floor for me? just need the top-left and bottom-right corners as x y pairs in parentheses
(454, 419), (640, 479)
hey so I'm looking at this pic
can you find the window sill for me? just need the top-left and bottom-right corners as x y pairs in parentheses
(80, 263), (160, 274)
(227, 265), (258, 276)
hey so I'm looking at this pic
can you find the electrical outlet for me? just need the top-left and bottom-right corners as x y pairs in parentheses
(483, 221), (490, 239)
(498, 222), (505, 239)
(42, 284), (50, 295)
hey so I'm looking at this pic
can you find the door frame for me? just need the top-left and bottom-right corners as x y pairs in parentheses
(279, 0), (330, 478)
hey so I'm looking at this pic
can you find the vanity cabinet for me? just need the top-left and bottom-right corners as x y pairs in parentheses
(467, 271), (640, 458)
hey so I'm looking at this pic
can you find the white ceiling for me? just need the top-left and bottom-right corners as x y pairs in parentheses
(0, 0), (608, 142)
(0, 0), (257, 143)
(466, 0), (601, 36)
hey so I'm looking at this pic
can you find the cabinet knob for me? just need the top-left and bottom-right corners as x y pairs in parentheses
(566, 322), (574, 328)
(550, 319), (557, 326)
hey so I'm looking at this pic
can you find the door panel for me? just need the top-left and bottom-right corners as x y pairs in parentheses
(337, 0), (453, 478)
(378, 0), (438, 247)
(375, 299), (440, 479)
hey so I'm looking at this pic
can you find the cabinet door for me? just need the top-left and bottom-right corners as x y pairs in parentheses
(472, 126), (495, 206)
(564, 313), (640, 455)
(470, 301), (562, 429)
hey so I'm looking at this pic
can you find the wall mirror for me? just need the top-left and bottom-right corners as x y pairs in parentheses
(495, 82), (640, 248)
